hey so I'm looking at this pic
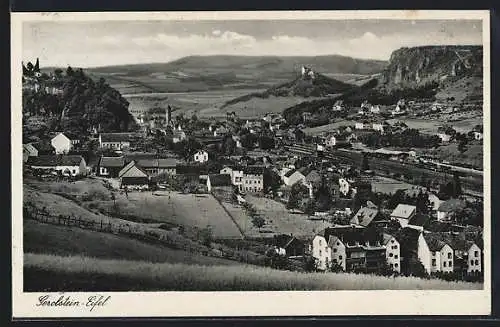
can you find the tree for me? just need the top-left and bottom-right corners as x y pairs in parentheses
(252, 216), (266, 230)
(458, 139), (468, 153)
(263, 169), (281, 195)
(66, 66), (74, 77)
(361, 154), (370, 171)
(452, 173), (463, 197)
(221, 135), (236, 156)
(304, 255), (318, 272)
(198, 227), (213, 248)
(259, 135), (275, 150)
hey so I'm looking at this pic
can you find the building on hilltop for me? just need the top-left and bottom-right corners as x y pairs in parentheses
(301, 66), (315, 79)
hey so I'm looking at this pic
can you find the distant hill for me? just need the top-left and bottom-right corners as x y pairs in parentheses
(381, 45), (483, 102)
(281, 45), (484, 125)
(85, 55), (387, 94)
(90, 55), (387, 76)
(221, 71), (355, 109)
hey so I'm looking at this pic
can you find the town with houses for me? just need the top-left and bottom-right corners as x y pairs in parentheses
(22, 52), (484, 289)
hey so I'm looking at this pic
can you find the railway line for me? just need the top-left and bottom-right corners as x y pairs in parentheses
(284, 144), (483, 196)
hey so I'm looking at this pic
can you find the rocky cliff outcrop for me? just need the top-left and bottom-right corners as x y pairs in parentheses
(382, 45), (483, 88)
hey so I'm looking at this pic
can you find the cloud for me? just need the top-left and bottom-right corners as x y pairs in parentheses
(23, 26), (482, 67)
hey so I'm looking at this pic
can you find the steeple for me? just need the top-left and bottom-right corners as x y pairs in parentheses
(34, 58), (40, 72)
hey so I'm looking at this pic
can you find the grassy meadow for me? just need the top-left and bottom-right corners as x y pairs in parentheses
(24, 219), (240, 266)
(24, 253), (482, 291)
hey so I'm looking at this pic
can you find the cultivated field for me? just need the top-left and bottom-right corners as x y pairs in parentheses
(243, 195), (332, 238)
(125, 89), (265, 118)
(303, 120), (357, 135)
(219, 95), (327, 119)
(25, 253), (483, 291)
(370, 176), (423, 195)
(25, 177), (243, 239)
(92, 190), (243, 239)
(387, 117), (482, 135)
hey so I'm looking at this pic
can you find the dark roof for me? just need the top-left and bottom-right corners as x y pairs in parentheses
(423, 233), (450, 252)
(323, 227), (383, 246)
(27, 155), (84, 167)
(32, 141), (54, 152)
(305, 170), (322, 183)
(100, 133), (132, 142)
(274, 234), (303, 250)
(242, 165), (265, 175)
(136, 158), (177, 168)
(408, 213), (431, 227)
(284, 169), (297, 178)
(177, 164), (208, 175)
(350, 207), (380, 227)
(208, 174), (232, 187)
(99, 156), (125, 168)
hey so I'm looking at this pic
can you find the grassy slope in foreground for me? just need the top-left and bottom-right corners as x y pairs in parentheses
(24, 253), (482, 291)
(24, 219), (240, 266)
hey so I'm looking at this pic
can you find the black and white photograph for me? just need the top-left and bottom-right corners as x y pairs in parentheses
(11, 10), (491, 317)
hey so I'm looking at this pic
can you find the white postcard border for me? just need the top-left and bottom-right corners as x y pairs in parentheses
(11, 10), (492, 318)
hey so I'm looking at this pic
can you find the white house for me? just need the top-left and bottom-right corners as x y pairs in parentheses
(27, 155), (87, 177)
(372, 122), (389, 133)
(173, 130), (186, 143)
(437, 133), (452, 143)
(194, 150), (209, 163)
(51, 132), (78, 154)
(220, 166), (264, 193)
(467, 243), (482, 274)
(418, 233), (454, 274)
(355, 122), (368, 130)
(428, 193), (445, 212)
(325, 135), (337, 147)
(311, 235), (332, 271)
(338, 178), (351, 196)
(473, 131), (483, 140)
(390, 204), (417, 228)
(383, 233), (401, 273)
(370, 105), (381, 114)
(327, 235), (347, 271)
(99, 133), (131, 151)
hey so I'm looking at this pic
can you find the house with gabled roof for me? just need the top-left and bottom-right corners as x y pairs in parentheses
(350, 207), (382, 228)
(383, 233), (401, 273)
(118, 161), (149, 189)
(283, 168), (306, 186)
(99, 133), (131, 151)
(390, 204), (417, 228)
(273, 234), (305, 257)
(51, 132), (80, 154)
(97, 156), (125, 177)
(23, 143), (39, 162)
(418, 232), (454, 274)
(27, 155), (87, 176)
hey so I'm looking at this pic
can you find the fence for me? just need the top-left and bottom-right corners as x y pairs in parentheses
(23, 204), (211, 255)
(23, 204), (263, 263)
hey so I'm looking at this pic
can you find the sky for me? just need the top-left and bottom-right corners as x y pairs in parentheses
(22, 19), (483, 68)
